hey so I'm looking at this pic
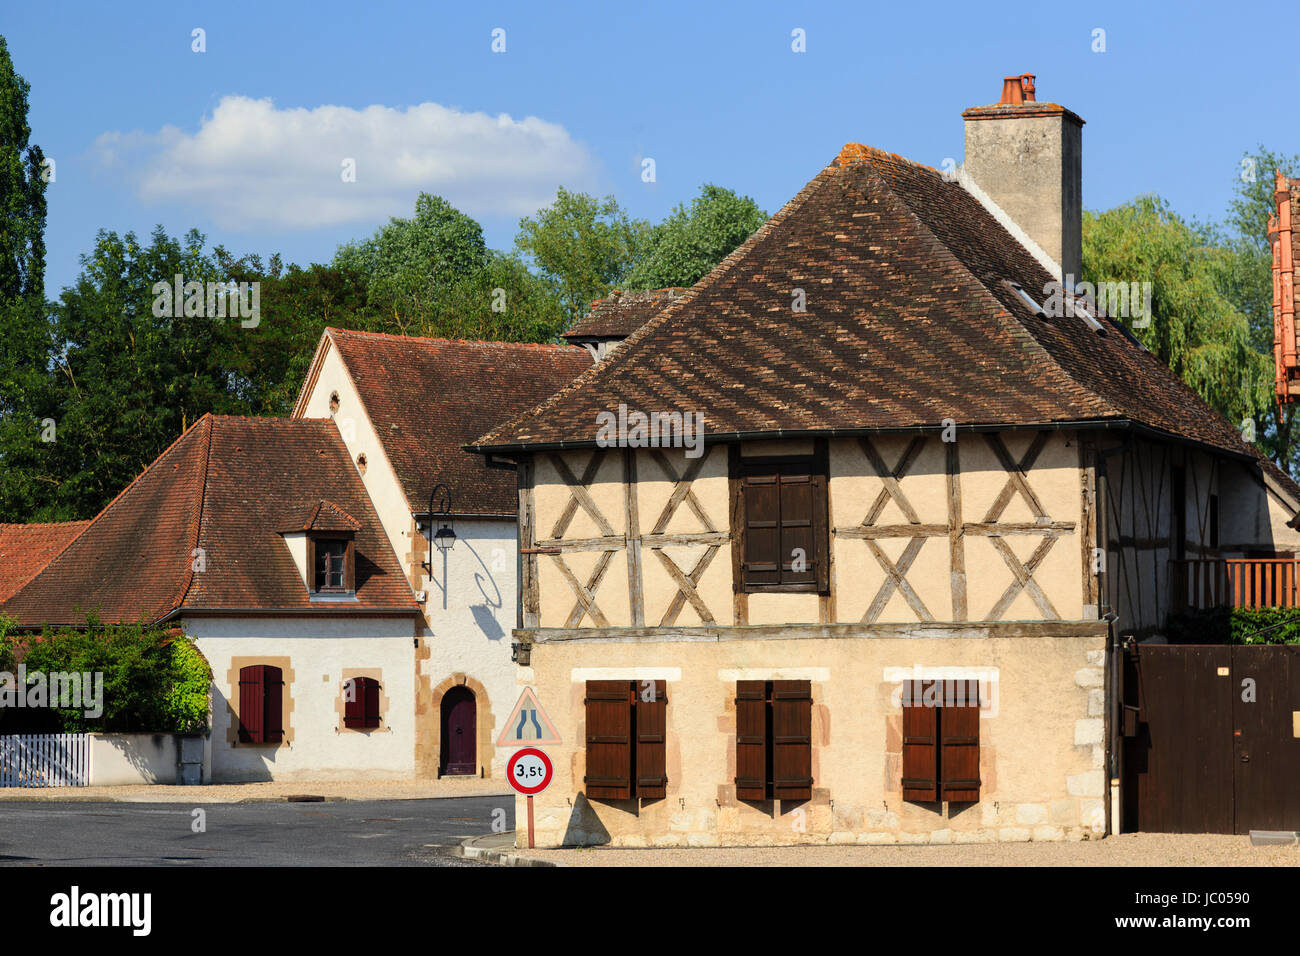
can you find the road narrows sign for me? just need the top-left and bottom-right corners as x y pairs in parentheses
(496, 687), (562, 747)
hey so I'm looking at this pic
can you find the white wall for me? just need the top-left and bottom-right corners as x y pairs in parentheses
(186, 616), (416, 783)
(417, 517), (519, 777)
(88, 733), (212, 786)
(298, 341), (419, 589)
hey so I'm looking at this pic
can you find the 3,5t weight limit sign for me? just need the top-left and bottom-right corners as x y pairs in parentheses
(508, 747), (553, 795)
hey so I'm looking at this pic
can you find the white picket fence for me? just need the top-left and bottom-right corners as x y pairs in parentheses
(0, 733), (90, 787)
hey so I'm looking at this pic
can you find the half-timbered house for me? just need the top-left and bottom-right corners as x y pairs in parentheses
(470, 76), (1300, 847)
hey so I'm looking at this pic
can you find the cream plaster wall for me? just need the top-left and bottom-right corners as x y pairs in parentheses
(186, 616), (416, 782)
(517, 630), (1107, 847)
(531, 433), (1087, 629)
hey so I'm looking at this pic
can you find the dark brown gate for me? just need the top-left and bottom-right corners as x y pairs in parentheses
(1124, 644), (1300, 833)
(1232, 645), (1300, 832)
(440, 686), (477, 776)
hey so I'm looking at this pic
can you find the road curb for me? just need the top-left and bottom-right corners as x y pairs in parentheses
(453, 833), (560, 867)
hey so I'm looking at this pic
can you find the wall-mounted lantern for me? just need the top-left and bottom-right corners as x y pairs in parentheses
(422, 483), (455, 575)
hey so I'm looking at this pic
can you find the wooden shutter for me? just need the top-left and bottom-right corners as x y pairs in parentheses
(343, 678), (363, 727)
(742, 475), (781, 587)
(238, 665), (265, 743)
(363, 676), (381, 729)
(635, 680), (668, 799)
(584, 681), (633, 800)
(771, 680), (813, 801)
(734, 680), (768, 800)
(262, 665), (284, 743)
(939, 679), (980, 802)
(779, 475), (816, 587)
(902, 679), (938, 801)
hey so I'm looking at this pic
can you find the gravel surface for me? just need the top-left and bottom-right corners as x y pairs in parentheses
(0, 777), (511, 803)
(512, 833), (1300, 867)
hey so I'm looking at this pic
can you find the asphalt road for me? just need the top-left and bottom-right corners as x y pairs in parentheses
(0, 797), (513, 866)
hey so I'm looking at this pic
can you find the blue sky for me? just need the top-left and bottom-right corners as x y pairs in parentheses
(5, 0), (1297, 296)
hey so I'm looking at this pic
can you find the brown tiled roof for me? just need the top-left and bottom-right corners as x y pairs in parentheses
(290, 500), (362, 533)
(1, 416), (419, 627)
(470, 144), (1270, 469)
(303, 329), (591, 516)
(562, 289), (686, 341)
(0, 521), (91, 603)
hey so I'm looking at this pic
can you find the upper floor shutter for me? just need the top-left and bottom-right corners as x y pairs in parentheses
(939, 679), (981, 802)
(238, 665), (265, 744)
(635, 680), (668, 799)
(771, 680), (813, 801)
(734, 680), (768, 800)
(584, 681), (633, 800)
(902, 679), (938, 802)
(742, 474), (781, 588)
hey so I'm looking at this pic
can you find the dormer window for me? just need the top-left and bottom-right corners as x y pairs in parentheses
(313, 537), (354, 593)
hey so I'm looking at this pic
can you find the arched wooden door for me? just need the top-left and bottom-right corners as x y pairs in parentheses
(440, 686), (477, 775)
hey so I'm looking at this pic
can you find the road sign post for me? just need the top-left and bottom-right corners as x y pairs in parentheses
(507, 747), (553, 850)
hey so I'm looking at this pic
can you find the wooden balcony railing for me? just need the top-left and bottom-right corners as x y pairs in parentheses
(1169, 558), (1300, 611)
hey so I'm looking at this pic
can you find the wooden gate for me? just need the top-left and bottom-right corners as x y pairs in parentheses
(0, 733), (90, 787)
(1123, 644), (1300, 833)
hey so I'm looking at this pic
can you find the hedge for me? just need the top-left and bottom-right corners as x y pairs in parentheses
(0, 615), (212, 733)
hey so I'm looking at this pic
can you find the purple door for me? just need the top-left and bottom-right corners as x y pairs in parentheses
(441, 687), (477, 775)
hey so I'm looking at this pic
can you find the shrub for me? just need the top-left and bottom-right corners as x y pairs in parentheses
(0, 615), (212, 733)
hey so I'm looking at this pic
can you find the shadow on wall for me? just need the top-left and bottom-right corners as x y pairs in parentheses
(211, 684), (276, 782)
(562, 794), (613, 847)
(463, 535), (505, 641)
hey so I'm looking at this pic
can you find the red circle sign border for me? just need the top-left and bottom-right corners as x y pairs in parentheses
(507, 746), (553, 795)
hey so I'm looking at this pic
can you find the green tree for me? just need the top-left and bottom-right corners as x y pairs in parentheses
(334, 192), (489, 321)
(625, 184), (767, 290)
(514, 188), (649, 324)
(1082, 195), (1271, 436)
(0, 34), (46, 302)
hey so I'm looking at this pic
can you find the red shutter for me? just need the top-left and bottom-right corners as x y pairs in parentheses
(635, 680), (667, 799)
(771, 680), (813, 801)
(238, 665), (265, 743)
(364, 676), (381, 729)
(262, 665), (284, 743)
(734, 680), (768, 800)
(584, 681), (633, 800)
(343, 678), (363, 727)
(940, 679), (981, 802)
(902, 679), (938, 802)
(742, 475), (781, 588)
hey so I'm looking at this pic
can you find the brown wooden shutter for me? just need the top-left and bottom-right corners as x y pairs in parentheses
(238, 665), (265, 743)
(634, 680), (667, 799)
(742, 475), (781, 588)
(779, 475), (816, 587)
(584, 681), (633, 800)
(902, 679), (938, 801)
(771, 680), (813, 801)
(363, 676), (381, 729)
(734, 680), (768, 800)
(262, 665), (284, 743)
(939, 679), (981, 802)
(812, 442), (830, 592)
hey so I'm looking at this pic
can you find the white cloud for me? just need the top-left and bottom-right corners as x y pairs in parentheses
(93, 96), (600, 230)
